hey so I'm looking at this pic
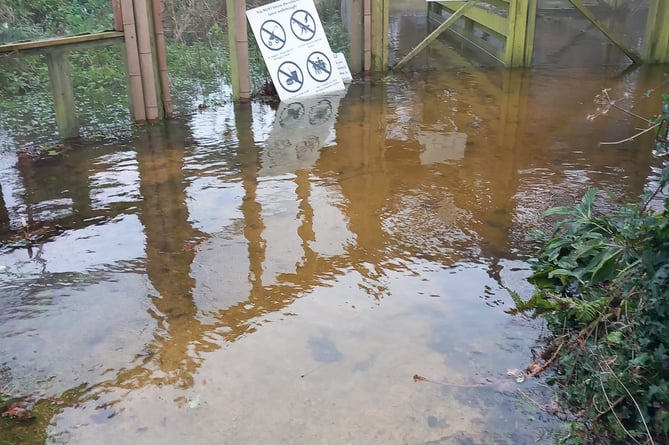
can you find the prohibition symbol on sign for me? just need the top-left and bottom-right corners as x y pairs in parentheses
(277, 61), (304, 93)
(260, 19), (286, 51)
(306, 51), (332, 83)
(290, 10), (316, 41)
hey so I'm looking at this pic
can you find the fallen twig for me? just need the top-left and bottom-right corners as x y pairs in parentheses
(412, 374), (488, 388)
(526, 340), (564, 377)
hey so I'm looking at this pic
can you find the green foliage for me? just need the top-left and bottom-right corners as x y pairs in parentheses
(316, 0), (351, 56)
(1, 0), (113, 43)
(515, 176), (669, 443)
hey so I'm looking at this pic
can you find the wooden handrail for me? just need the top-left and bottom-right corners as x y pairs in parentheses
(0, 31), (124, 55)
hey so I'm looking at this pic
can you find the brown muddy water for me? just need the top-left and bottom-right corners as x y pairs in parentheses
(1, 8), (669, 444)
(1, 64), (667, 444)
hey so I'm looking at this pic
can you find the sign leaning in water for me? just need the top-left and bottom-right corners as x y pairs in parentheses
(247, 0), (345, 102)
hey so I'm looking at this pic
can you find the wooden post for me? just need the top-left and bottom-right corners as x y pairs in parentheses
(504, 0), (537, 67)
(363, 0), (372, 72)
(341, 0), (363, 74)
(133, 0), (160, 121)
(112, 0), (123, 31)
(227, 0), (251, 102)
(370, 0), (388, 71)
(45, 49), (79, 139)
(121, 0), (146, 122)
(644, 0), (669, 64)
(152, 0), (173, 117)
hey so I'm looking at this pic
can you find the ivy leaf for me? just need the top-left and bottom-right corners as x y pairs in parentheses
(606, 331), (623, 344)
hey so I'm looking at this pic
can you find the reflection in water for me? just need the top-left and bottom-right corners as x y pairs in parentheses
(0, 65), (667, 444)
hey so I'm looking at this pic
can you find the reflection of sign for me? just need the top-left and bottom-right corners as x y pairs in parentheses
(306, 51), (332, 82)
(260, 20), (286, 51)
(278, 62), (304, 92)
(279, 103), (306, 127)
(309, 99), (332, 125)
(290, 10), (316, 41)
(247, 0), (344, 101)
(261, 91), (345, 177)
(417, 131), (467, 164)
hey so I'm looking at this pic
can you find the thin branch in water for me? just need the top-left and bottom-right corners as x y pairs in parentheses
(609, 102), (652, 123)
(599, 122), (660, 146)
(412, 374), (488, 388)
(526, 340), (564, 377)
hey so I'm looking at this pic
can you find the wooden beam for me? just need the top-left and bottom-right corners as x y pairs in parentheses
(505, 0), (537, 67)
(113, 0), (123, 31)
(152, 0), (173, 117)
(0, 32), (124, 54)
(393, 0), (475, 71)
(437, 1), (508, 37)
(567, 0), (641, 65)
(133, 0), (160, 121)
(370, 0), (388, 71)
(45, 50), (79, 139)
(121, 0), (146, 122)
(644, 0), (669, 63)
(524, 0), (537, 65)
(341, 0), (363, 74)
(363, 0), (371, 72)
(227, 0), (250, 102)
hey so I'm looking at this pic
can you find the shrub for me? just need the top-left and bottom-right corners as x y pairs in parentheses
(513, 95), (669, 444)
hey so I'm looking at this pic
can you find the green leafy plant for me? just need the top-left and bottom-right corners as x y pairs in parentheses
(513, 100), (669, 443)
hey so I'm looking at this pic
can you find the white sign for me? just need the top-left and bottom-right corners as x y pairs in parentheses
(333, 52), (352, 83)
(247, 0), (345, 102)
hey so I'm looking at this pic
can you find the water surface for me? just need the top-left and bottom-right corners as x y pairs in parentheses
(1, 29), (667, 445)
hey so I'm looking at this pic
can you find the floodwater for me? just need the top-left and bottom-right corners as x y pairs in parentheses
(1, 5), (668, 445)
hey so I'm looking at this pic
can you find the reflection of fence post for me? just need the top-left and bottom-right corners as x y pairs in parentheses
(45, 49), (79, 139)
(644, 0), (669, 63)
(227, 0), (251, 102)
(499, 69), (528, 149)
(235, 103), (264, 286)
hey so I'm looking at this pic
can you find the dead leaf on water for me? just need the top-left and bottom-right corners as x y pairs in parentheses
(413, 374), (428, 383)
(2, 402), (32, 420)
